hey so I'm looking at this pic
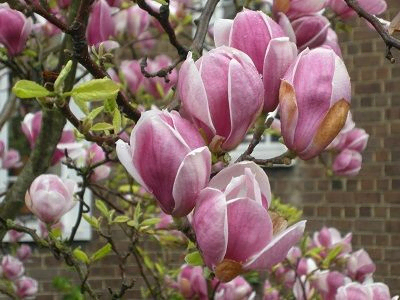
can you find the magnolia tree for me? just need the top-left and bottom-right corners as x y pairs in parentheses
(0, 0), (399, 298)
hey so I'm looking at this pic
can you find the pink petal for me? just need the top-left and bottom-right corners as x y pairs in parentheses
(214, 19), (233, 47)
(244, 220), (306, 270)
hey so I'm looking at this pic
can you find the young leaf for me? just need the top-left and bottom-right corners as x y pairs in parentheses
(54, 60), (73, 92)
(71, 78), (120, 102)
(82, 214), (100, 229)
(90, 122), (114, 131)
(104, 97), (117, 113)
(113, 215), (130, 223)
(12, 80), (51, 98)
(73, 248), (90, 264)
(140, 218), (161, 227)
(113, 109), (122, 132)
(95, 199), (109, 217)
(184, 251), (203, 266)
(90, 243), (112, 262)
(87, 106), (104, 120)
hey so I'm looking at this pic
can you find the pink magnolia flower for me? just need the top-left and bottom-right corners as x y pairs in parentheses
(214, 276), (254, 300)
(193, 161), (306, 282)
(335, 282), (371, 300)
(0, 5), (32, 56)
(116, 110), (211, 217)
(86, 0), (115, 46)
(327, 0), (387, 20)
(312, 270), (347, 300)
(214, 9), (286, 73)
(327, 112), (355, 150)
(312, 226), (352, 255)
(1, 255), (24, 280)
(291, 14), (330, 51)
(15, 276), (38, 299)
(25, 174), (77, 224)
(332, 149), (362, 176)
(337, 128), (369, 153)
(21, 112), (78, 165)
(177, 265), (208, 300)
(279, 47), (351, 160)
(178, 47), (264, 152)
(142, 55), (178, 99)
(346, 249), (376, 282)
(322, 28), (342, 57)
(114, 5), (150, 38)
(86, 143), (110, 182)
(263, 279), (280, 300)
(119, 60), (144, 94)
(16, 245), (32, 262)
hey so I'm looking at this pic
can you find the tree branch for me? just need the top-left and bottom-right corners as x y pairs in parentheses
(344, 0), (400, 62)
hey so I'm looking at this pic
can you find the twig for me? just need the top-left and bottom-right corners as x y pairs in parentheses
(136, 0), (188, 57)
(191, 0), (221, 55)
(344, 0), (400, 63)
(240, 150), (296, 167)
(140, 56), (185, 79)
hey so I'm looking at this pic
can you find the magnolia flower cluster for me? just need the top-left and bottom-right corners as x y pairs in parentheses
(264, 226), (398, 300)
(328, 114), (369, 176)
(0, 246), (37, 299)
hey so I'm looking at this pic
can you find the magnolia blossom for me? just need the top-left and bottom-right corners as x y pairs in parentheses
(1, 149), (22, 169)
(16, 245), (32, 262)
(25, 174), (77, 224)
(21, 111), (78, 165)
(116, 110), (211, 217)
(15, 276), (38, 299)
(347, 249), (376, 282)
(214, 276), (255, 300)
(279, 47), (351, 160)
(193, 161), (305, 282)
(291, 14), (330, 51)
(312, 226), (352, 255)
(86, 0), (115, 46)
(312, 270), (348, 300)
(1, 255), (24, 280)
(285, 0), (327, 19)
(0, 5), (32, 56)
(176, 265), (208, 300)
(119, 60), (143, 94)
(332, 149), (362, 176)
(86, 143), (110, 182)
(178, 47), (264, 151)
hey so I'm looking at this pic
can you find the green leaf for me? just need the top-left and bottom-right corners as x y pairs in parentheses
(95, 199), (109, 217)
(82, 214), (99, 229)
(104, 96), (117, 113)
(113, 109), (121, 132)
(184, 251), (203, 266)
(322, 245), (342, 269)
(71, 78), (120, 102)
(127, 220), (138, 228)
(73, 248), (90, 264)
(113, 215), (130, 223)
(73, 98), (89, 115)
(90, 243), (112, 262)
(54, 60), (73, 93)
(87, 106), (104, 120)
(140, 218), (161, 227)
(12, 80), (51, 98)
(90, 122), (114, 131)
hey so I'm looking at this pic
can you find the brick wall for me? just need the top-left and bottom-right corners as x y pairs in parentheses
(269, 0), (400, 293)
(4, 1), (400, 299)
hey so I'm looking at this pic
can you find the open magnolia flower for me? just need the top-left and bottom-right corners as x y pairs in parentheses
(193, 161), (306, 282)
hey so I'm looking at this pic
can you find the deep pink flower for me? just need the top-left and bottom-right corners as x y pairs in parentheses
(1, 255), (24, 280)
(178, 47), (264, 151)
(15, 276), (38, 299)
(279, 48), (351, 160)
(346, 249), (376, 282)
(193, 161), (305, 282)
(116, 110), (211, 217)
(86, 0), (115, 46)
(0, 5), (32, 56)
(332, 149), (362, 176)
(327, 0), (387, 20)
(177, 265), (208, 300)
(291, 14), (330, 51)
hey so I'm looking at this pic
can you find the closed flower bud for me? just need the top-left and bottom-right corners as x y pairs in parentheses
(1, 149), (22, 169)
(285, 0), (326, 19)
(86, 0), (115, 46)
(193, 162), (305, 282)
(291, 14), (330, 51)
(214, 10), (285, 73)
(116, 110), (212, 217)
(119, 60), (144, 94)
(178, 47), (264, 152)
(332, 149), (362, 176)
(339, 128), (369, 153)
(25, 174), (77, 224)
(15, 276), (38, 299)
(0, 5), (32, 56)
(279, 48), (351, 160)
(86, 144), (110, 182)
(214, 276), (254, 300)
(1, 255), (24, 280)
